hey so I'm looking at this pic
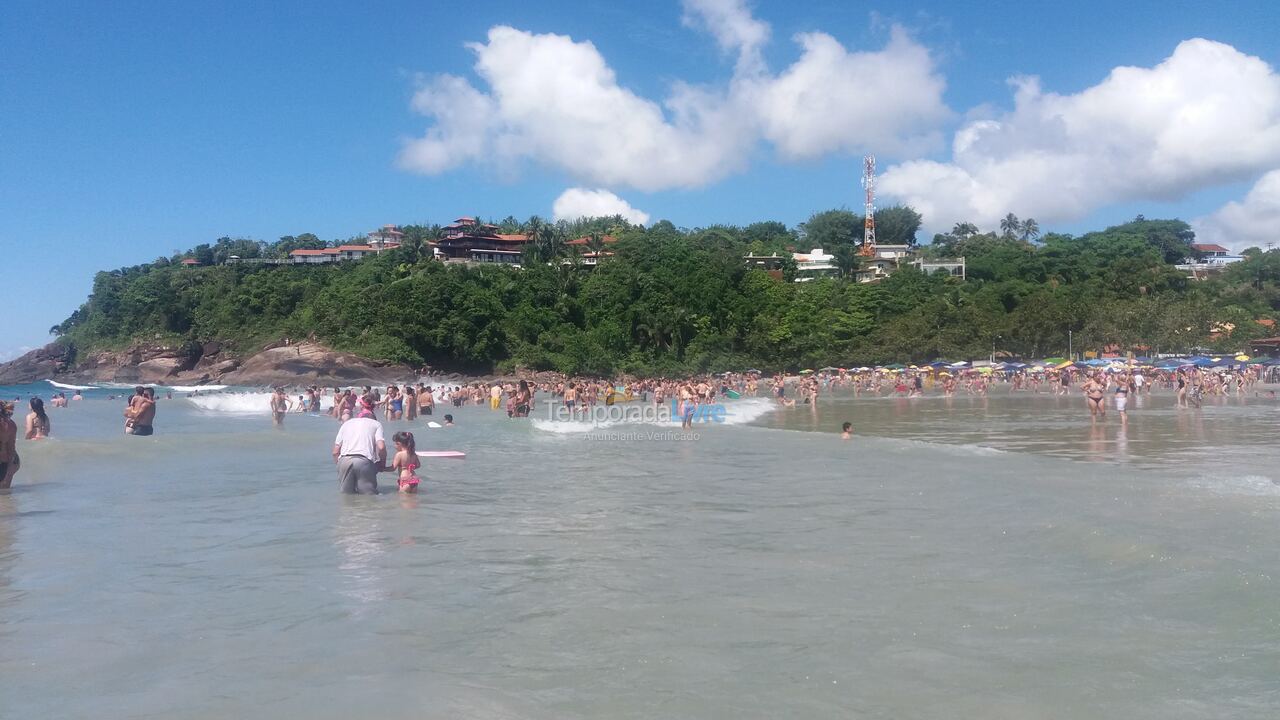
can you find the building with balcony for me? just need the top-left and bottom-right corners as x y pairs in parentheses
(367, 225), (404, 251)
(436, 217), (530, 264)
(1177, 243), (1243, 279)
(793, 248), (838, 281)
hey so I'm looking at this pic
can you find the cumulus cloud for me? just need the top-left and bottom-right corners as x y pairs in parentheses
(880, 39), (1280, 229)
(552, 188), (651, 225)
(399, 8), (947, 191)
(1193, 171), (1280, 252)
(751, 27), (947, 160)
(681, 0), (770, 72)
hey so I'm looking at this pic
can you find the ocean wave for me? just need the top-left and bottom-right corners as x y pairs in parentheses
(166, 384), (229, 392)
(186, 392), (274, 414)
(45, 379), (95, 391)
(719, 397), (778, 425)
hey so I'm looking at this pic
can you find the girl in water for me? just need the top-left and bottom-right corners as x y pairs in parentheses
(25, 397), (50, 439)
(390, 431), (421, 493)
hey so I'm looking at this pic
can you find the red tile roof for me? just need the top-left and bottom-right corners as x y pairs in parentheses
(334, 245), (373, 252)
(289, 248), (338, 256)
(1192, 243), (1230, 253)
(494, 234), (531, 243)
(180, 258), (201, 265)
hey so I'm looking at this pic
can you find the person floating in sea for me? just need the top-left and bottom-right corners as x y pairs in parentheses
(25, 398), (50, 440)
(390, 431), (421, 494)
(0, 402), (18, 489)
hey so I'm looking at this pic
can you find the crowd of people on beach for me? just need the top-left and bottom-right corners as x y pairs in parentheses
(2, 359), (1275, 494)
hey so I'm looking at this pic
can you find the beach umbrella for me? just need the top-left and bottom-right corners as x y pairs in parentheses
(1042, 357), (1067, 365)
(883, 363), (906, 370)
(799, 369), (814, 374)
(818, 366), (840, 372)
(744, 368), (763, 375)
(1235, 354), (1250, 362)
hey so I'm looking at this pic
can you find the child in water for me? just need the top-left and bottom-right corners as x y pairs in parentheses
(390, 431), (421, 493)
(841, 422), (853, 440)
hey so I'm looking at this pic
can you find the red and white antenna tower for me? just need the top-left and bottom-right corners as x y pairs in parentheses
(859, 154), (876, 257)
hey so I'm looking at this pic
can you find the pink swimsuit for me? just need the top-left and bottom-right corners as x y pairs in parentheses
(399, 460), (421, 490)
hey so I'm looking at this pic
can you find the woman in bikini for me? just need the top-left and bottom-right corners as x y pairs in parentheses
(1083, 374), (1106, 418)
(25, 397), (51, 439)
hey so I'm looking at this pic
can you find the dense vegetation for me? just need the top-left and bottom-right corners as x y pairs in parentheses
(48, 210), (1280, 375)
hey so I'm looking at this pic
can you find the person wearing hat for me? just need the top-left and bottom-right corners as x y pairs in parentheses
(0, 401), (18, 489)
(332, 396), (386, 494)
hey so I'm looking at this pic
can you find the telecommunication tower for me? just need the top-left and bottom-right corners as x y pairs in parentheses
(859, 154), (876, 257)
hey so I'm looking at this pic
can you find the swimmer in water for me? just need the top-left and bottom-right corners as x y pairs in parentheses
(390, 431), (421, 493)
(25, 397), (50, 440)
(841, 422), (852, 440)
(270, 387), (289, 426)
(443, 414), (454, 426)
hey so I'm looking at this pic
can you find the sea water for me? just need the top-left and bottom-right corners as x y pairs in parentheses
(1, 383), (1278, 718)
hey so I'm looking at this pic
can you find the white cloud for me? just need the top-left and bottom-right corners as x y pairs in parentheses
(552, 188), (651, 225)
(681, 0), (770, 73)
(1193, 171), (1280, 252)
(400, 9), (948, 191)
(880, 39), (1280, 230)
(750, 26), (947, 159)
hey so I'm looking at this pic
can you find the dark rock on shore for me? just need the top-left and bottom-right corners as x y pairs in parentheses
(0, 343), (73, 385)
(0, 340), (414, 387)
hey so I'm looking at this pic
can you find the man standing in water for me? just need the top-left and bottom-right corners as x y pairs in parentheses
(126, 387), (157, 436)
(332, 398), (386, 494)
(270, 387), (290, 427)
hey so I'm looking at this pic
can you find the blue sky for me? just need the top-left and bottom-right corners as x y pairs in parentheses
(3, 0), (1279, 360)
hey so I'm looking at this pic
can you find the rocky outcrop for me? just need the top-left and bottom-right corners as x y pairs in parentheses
(0, 343), (73, 385)
(219, 343), (411, 386)
(0, 340), (413, 387)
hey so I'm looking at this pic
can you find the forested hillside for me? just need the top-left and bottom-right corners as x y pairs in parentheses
(48, 212), (1280, 375)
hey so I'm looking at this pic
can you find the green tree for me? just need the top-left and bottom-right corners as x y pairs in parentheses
(799, 209), (860, 249)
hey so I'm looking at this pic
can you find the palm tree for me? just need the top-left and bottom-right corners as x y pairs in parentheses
(400, 226), (429, 263)
(586, 232), (607, 261)
(1000, 213), (1021, 240)
(535, 224), (564, 262)
(1019, 218), (1040, 243)
(952, 222), (979, 238)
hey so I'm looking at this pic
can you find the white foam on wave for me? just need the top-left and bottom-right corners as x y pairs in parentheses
(45, 379), (95, 391)
(166, 384), (228, 392)
(719, 397), (778, 425)
(186, 392), (274, 414)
